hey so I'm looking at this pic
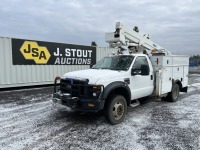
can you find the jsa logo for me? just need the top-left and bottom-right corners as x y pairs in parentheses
(20, 41), (51, 64)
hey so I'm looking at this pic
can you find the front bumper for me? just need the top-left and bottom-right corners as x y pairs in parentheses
(53, 91), (105, 112)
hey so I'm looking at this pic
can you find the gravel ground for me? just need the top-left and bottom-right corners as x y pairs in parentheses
(0, 75), (200, 150)
(189, 66), (200, 74)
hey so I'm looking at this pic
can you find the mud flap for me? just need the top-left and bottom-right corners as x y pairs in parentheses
(180, 86), (188, 93)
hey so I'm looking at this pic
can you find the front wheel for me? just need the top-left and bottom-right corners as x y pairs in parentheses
(105, 95), (127, 125)
(166, 84), (180, 102)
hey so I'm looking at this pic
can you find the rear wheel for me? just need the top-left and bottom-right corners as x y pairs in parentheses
(105, 95), (127, 125)
(166, 84), (180, 102)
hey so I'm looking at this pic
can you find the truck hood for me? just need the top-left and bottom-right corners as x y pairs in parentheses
(62, 69), (127, 84)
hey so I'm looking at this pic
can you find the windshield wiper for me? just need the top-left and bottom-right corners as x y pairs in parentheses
(91, 67), (110, 70)
(111, 68), (127, 71)
(100, 68), (110, 69)
(92, 67), (125, 70)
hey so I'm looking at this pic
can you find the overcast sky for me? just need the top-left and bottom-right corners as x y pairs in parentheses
(0, 0), (200, 56)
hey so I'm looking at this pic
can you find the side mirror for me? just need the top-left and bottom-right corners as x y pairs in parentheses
(131, 68), (140, 76)
(141, 65), (149, 75)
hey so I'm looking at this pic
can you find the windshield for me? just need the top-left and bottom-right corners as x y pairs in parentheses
(93, 55), (134, 71)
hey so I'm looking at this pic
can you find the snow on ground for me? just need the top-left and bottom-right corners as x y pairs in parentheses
(0, 75), (200, 150)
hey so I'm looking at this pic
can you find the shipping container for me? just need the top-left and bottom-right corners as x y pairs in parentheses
(0, 37), (116, 88)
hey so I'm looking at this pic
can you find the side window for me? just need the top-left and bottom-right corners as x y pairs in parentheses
(132, 56), (149, 74)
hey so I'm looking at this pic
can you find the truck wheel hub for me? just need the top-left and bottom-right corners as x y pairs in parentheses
(113, 101), (124, 120)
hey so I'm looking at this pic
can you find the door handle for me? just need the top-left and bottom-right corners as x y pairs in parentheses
(151, 75), (153, 80)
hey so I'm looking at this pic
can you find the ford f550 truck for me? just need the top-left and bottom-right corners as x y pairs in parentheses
(53, 22), (189, 125)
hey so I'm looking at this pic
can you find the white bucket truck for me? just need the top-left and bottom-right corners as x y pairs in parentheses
(53, 22), (189, 125)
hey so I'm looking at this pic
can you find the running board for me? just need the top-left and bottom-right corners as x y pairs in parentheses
(130, 100), (140, 108)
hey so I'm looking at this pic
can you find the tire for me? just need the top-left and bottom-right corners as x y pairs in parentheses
(166, 84), (180, 102)
(105, 95), (127, 125)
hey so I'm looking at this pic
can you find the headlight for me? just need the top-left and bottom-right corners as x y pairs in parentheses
(93, 86), (102, 91)
(92, 86), (102, 97)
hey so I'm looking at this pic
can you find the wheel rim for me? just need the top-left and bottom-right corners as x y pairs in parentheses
(112, 101), (124, 120)
(173, 85), (179, 99)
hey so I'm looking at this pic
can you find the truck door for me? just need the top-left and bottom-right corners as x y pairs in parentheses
(130, 56), (154, 100)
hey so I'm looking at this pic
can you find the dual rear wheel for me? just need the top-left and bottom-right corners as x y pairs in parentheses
(166, 83), (180, 102)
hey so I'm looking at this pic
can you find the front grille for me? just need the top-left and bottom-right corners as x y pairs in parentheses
(60, 78), (91, 98)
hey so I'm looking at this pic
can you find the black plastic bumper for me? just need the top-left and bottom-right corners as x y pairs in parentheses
(53, 91), (105, 112)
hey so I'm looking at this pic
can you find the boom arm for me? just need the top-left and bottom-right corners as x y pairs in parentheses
(105, 22), (170, 54)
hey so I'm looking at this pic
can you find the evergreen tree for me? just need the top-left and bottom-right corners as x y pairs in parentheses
(189, 55), (200, 66)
